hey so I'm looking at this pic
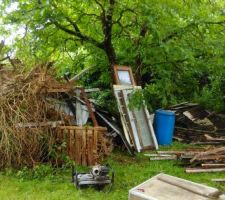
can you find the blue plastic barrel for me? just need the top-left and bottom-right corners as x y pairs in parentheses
(154, 109), (175, 145)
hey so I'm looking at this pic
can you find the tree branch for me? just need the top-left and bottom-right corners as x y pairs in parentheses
(51, 19), (104, 49)
(94, 0), (106, 18)
(113, 8), (136, 24)
(0, 56), (9, 62)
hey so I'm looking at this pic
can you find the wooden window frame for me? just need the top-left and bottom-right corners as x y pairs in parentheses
(113, 65), (136, 86)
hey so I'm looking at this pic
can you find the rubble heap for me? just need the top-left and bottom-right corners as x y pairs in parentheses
(0, 67), (112, 168)
(169, 103), (225, 145)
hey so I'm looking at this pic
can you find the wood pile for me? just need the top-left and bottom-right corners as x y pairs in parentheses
(169, 103), (225, 145)
(146, 147), (225, 173)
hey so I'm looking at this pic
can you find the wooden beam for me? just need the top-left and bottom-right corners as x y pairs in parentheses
(202, 163), (225, 168)
(186, 168), (225, 173)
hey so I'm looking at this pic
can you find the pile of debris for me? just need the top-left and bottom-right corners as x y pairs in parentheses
(169, 102), (225, 145)
(146, 146), (225, 173)
(0, 66), (114, 168)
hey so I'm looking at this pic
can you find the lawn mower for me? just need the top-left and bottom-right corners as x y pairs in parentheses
(72, 164), (114, 191)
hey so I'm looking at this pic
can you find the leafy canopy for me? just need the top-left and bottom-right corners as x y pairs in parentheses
(1, 0), (225, 111)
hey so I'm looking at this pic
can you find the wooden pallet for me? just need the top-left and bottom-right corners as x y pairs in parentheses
(55, 126), (111, 166)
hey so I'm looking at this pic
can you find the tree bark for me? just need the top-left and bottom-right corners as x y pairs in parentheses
(135, 23), (148, 85)
(102, 0), (117, 69)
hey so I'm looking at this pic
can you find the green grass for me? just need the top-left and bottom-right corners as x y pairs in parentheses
(0, 142), (224, 200)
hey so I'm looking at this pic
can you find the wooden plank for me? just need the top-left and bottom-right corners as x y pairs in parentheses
(205, 134), (225, 141)
(82, 128), (87, 166)
(67, 128), (72, 157)
(157, 174), (221, 198)
(47, 88), (71, 93)
(87, 128), (93, 166)
(186, 168), (225, 173)
(190, 147), (225, 163)
(74, 129), (80, 164)
(69, 129), (75, 160)
(58, 126), (85, 130)
(211, 179), (225, 183)
(15, 121), (64, 128)
(71, 129), (76, 161)
(93, 128), (98, 165)
(149, 155), (177, 161)
(202, 163), (225, 168)
(80, 88), (98, 127)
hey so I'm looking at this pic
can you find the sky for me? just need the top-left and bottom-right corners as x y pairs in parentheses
(0, 2), (25, 45)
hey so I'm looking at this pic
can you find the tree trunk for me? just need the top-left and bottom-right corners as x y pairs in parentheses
(135, 23), (148, 86)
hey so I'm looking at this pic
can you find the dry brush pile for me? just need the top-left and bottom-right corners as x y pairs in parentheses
(0, 67), (68, 168)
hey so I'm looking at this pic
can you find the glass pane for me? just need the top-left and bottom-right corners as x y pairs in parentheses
(117, 70), (132, 85)
(133, 107), (153, 147)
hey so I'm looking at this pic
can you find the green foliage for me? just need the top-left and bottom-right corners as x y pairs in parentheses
(16, 165), (55, 181)
(1, 0), (225, 111)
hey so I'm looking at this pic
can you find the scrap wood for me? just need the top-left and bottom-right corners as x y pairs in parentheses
(212, 179), (225, 183)
(149, 155), (177, 161)
(170, 103), (225, 144)
(202, 164), (225, 168)
(144, 154), (172, 157)
(191, 142), (223, 145)
(205, 134), (225, 141)
(190, 147), (225, 163)
(186, 168), (225, 173)
(15, 121), (64, 128)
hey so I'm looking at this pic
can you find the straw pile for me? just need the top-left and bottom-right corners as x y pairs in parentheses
(0, 67), (68, 168)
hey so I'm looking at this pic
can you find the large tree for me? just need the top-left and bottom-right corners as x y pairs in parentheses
(1, 0), (225, 110)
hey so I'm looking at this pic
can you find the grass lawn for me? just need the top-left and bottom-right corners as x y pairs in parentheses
(0, 142), (225, 200)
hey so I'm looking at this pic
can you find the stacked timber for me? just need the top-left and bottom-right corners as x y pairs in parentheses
(145, 147), (225, 173)
(169, 103), (225, 145)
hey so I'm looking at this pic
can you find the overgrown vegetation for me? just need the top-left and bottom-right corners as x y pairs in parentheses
(0, 67), (72, 168)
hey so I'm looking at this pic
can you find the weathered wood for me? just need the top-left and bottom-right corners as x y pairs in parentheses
(212, 179), (225, 183)
(186, 168), (225, 173)
(205, 134), (225, 141)
(56, 126), (109, 166)
(149, 155), (177, 161)
(129, 173), (225, 200)
(80, 87), (98, 127)
(15, 121), (64, 128)
(202, 163), (225, 168)
(158, 174), (221, 198)
(190, 147), (225, 163)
